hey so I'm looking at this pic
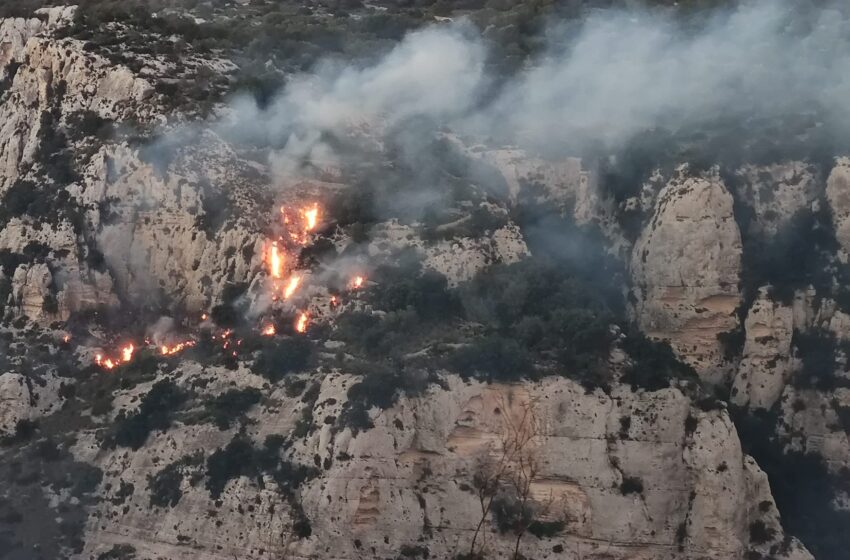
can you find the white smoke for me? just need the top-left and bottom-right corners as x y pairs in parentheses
(212, 24), (487, 179)
(190, 0), (850, 174)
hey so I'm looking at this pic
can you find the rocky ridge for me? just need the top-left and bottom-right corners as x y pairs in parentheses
(0, 6), (847, 560)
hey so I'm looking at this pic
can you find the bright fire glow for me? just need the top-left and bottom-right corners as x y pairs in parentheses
(283, 275), (301, 299)
(268, 242), (283, 278)
(95, 353), (116, 370)
(62, 334), (70, 343)
(262, 324), (276, 336)
(350, 275), (365, 290)
(121, 344), (135, 363)
(301, 203), (319, 231)
(295, 312), (309, 333)
(160, 341), (196, 356)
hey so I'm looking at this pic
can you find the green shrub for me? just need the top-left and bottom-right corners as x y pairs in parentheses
(148, 462), (184, 508)
(96, 544), (136, 560)
(252, 338), (313, 382)
(205, 435), (317, 503)
(792, 329), (850, 391)
(620, 476), (644, 495)
(528, 519), (565, 538)
(203, 387), (261, 430)
(447, 336), (534, 381)
(748, 520), (776, 545)
(621, 332), (699, 391)
(108, 379), (186, 449)
(490, 493), (533, 535)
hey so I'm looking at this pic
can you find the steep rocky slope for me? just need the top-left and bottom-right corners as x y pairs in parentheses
(0, 4), (848, 560)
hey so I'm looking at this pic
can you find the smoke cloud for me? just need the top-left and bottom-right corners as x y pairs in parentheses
(188, 0), (850, 176)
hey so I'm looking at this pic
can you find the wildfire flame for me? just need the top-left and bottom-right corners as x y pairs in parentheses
(94, 339), (195, 370)
(295, 312), (309, 333)
(160, 341), (196, 356)
(62, 334), (71, 343)
(262, 324), (276, 336)
(96, 354), (116, 370)
(301, 203), (319, 231)
(283, 275), (301, 299)
(349, 275), (365, 290)
(268, 242), (283, 279)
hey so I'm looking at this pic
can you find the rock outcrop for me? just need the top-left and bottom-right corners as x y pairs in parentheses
(0, 371), (63, 436)
(631, 169), (743, 383)
(731, 287), (795, 409)
(77, 371), (807, 560)
(827, 157), (850, 258)
(736, 162), (820, 239)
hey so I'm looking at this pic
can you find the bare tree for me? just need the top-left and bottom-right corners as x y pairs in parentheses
(463, 392), (545, 560)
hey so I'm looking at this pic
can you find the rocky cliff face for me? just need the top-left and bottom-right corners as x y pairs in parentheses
(73, 369), (811, 560)
(630, 168), (742, 384)
(0, 6), (848, 560)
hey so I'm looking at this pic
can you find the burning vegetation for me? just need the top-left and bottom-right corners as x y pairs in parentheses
(90, 199), (368, 372)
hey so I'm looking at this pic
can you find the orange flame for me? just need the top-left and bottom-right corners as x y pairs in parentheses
(295, 312), (309, 333)
(95, 353), (117, 370)
(268, 242), (283, 279)
(349, 275), (365, 290)
(262, 324), (276, 336)
(283, 275), (301, 299)
(62, 334), (71, 343)
(121, 344), (135, 363)
(201, 313), (208, 321)
(160, 341), (196, 356)
(301, 203), (319, 231)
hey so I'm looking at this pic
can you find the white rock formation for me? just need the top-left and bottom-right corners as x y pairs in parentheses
(827, 157), (850, 259)
(731, 287), (795, 409)
(0, 370), (64, 436)
(77, 371), (805, 560)
(0, 35), (154, 193)
(85, 140), (268, 311)
(779, 386), (850, 474)
(631, 169), (743, 383)
(367, 219), (529, 287)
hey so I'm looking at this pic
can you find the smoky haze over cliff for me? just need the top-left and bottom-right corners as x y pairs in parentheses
(187, 0), (850, 177)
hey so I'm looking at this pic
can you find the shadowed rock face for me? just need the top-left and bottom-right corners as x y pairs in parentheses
(631, 169), (743, 384)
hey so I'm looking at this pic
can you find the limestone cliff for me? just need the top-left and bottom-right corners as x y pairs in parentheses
(630, 168), (742, 384)
(0, 6), (847, 560)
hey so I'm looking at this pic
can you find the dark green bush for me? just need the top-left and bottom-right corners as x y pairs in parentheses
(792, 329), (850, 391)
(252, 338), (313, 381)
(490, 493), (533, 535)
(749, 520), (776, 545)
(203, 387), (262, 430)
(148, 453), (203, 507)
(96, 544), (137, 560)
(205, 435), (317, 503)
(620, 476), (644, 495)
(447, 336), (534, 381)
(108, 379), (186, 449)
(621, 332), (699, 391)
(528, 519), (565, 538)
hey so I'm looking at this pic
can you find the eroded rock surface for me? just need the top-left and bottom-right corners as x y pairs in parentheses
(732, 287), (795, 409)
(78, 372), (803, 560)
(631, 169), (743, 383)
